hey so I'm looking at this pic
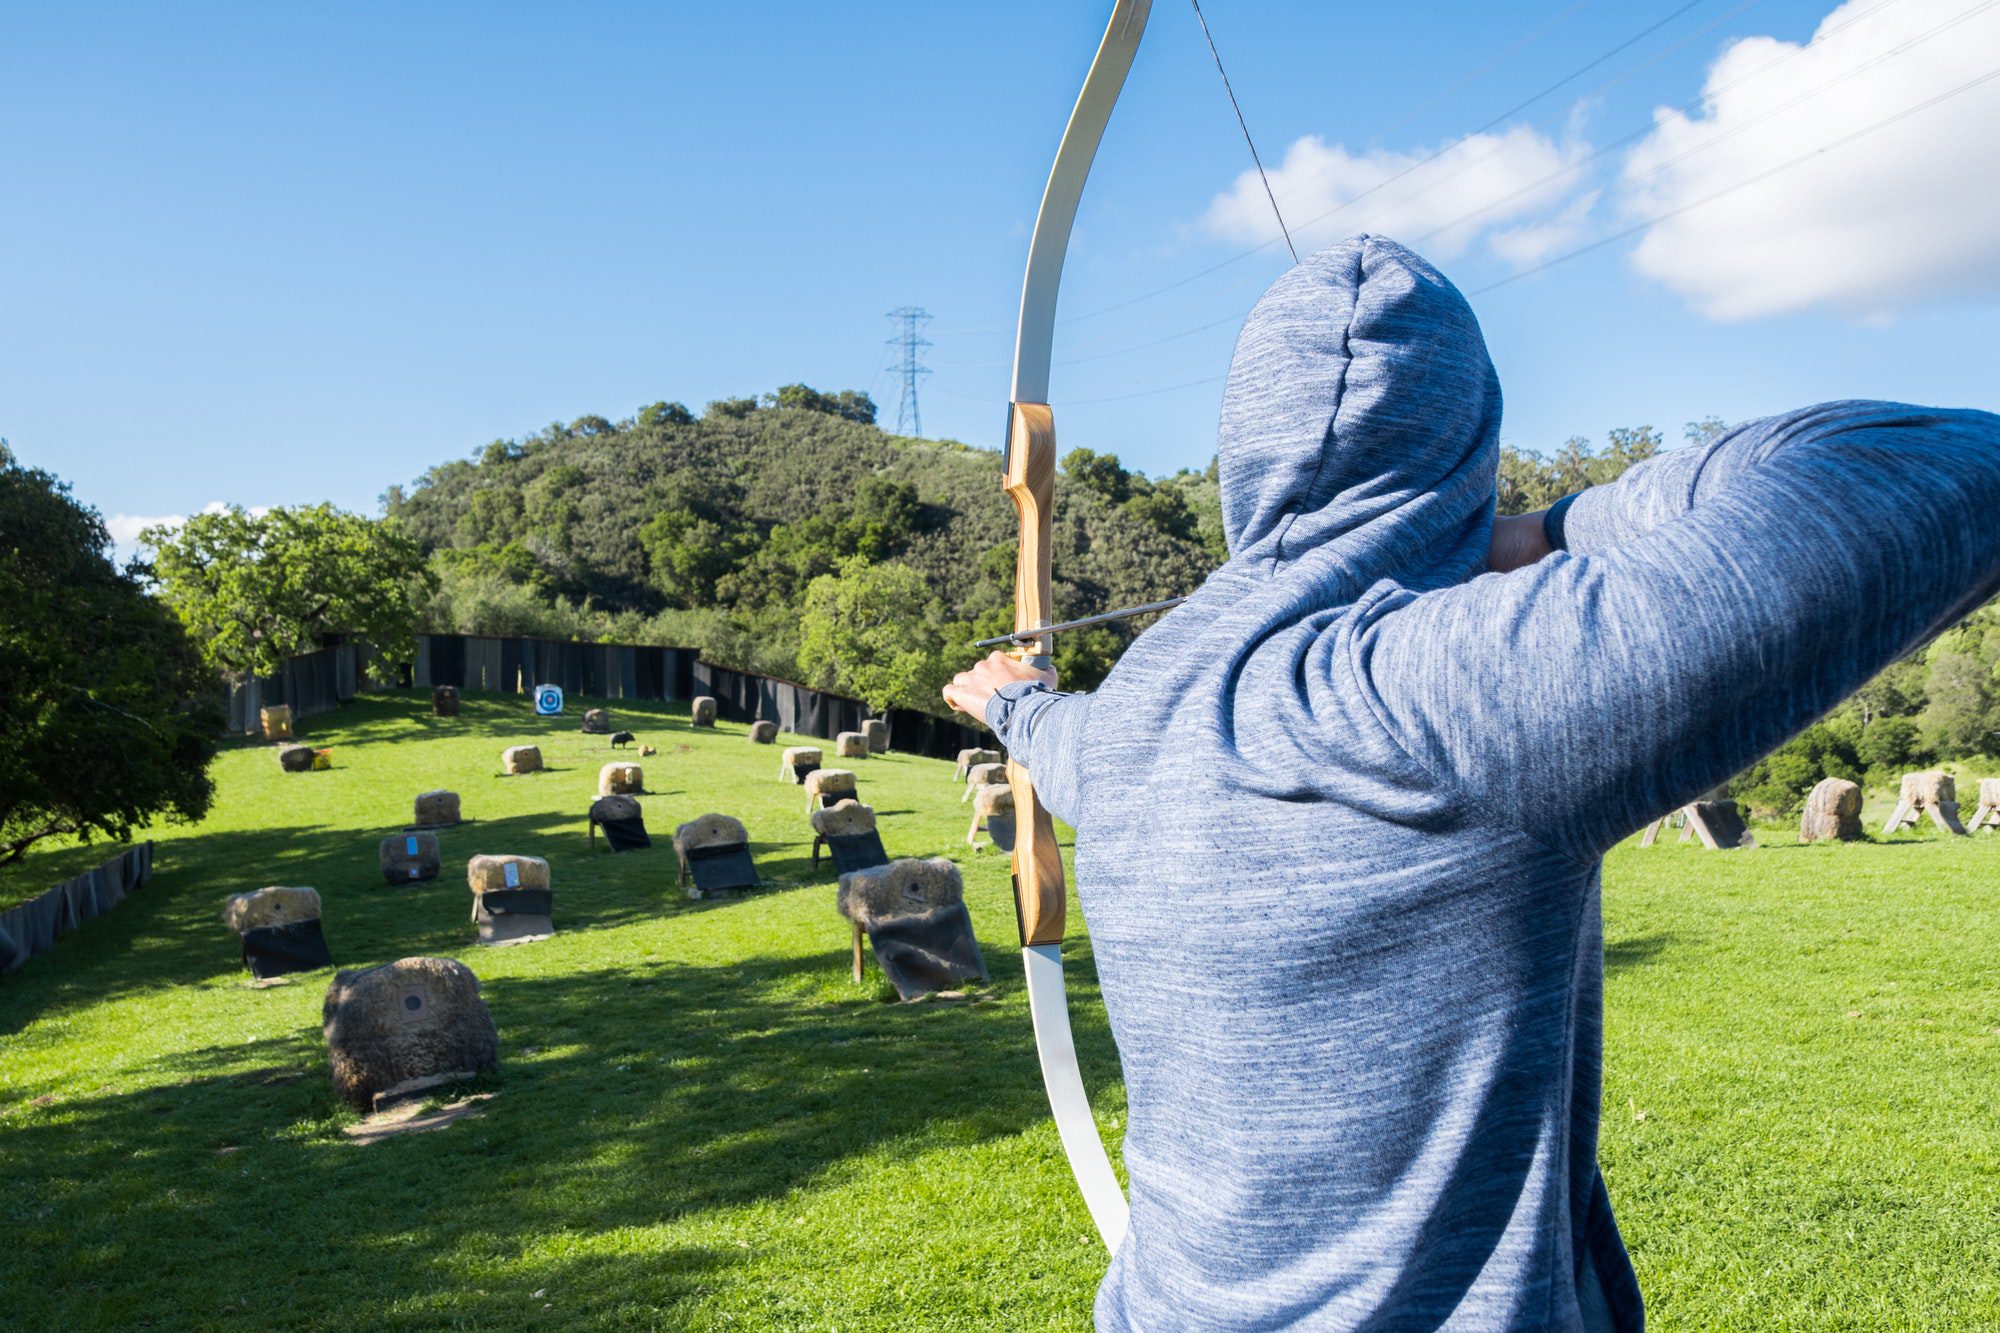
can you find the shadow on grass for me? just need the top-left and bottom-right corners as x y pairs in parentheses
(1604, 931), (1676, 973)
(1751, 836), (1938, 852)
(1, 946), (1097, 1325)
(0, 805), (771, 1039)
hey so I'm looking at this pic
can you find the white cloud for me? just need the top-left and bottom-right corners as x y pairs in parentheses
(1620, 0), (2000, 320)
(1201, 126), (1592, 263)
(106, 511), (187, 546)
(105, 501), (267, 552)
(1489, 190), (1601, 268)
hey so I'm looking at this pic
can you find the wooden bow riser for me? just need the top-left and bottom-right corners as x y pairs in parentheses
(1003, 400), (1068, 948)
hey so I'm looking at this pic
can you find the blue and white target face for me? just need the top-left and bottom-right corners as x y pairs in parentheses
(533, 685), (564, 716)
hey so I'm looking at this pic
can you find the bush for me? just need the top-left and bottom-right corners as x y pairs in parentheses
(1857, 715), (1928, 784)
(1731, 722), (1862, 817)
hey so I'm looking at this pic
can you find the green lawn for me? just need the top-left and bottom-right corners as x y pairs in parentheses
(2, 691), (1996, 1329)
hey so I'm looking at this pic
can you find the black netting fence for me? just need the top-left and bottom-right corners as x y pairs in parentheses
(225, 642), (362, 733)
(0, 842), (156, 975)
(229, 634), (993, 761)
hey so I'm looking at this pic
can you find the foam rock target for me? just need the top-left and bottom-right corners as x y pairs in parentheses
(322, 957), (499, 1112)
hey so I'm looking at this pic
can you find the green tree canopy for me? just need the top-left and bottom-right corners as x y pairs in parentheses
(145, 503), (434, 682)
(766, 384), (877, 425)
(1064, 447), (1133, 504)
(1732, 718), (1863, 816)
(1497, 425), (1667, 515)
(797, 558), (951, 712)
(638, 401), (696, 428)
(639, 477), (754, 610)
(0, 461), (218, 863)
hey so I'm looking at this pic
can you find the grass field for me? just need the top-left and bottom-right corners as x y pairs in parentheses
(1, 691), (1996, 1329)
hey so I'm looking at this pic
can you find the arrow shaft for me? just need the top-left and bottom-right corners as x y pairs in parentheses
(974, 595), (1188, 649)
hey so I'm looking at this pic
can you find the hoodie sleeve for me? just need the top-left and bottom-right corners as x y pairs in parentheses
(983, 683), (1092, 827)
(1355, 401), (2000, 861)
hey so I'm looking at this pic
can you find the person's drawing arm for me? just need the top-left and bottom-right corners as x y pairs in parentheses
(1360, 401), (2000, 859)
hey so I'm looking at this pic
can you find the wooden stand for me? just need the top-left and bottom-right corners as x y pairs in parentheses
(1881, 771), (1969, 836)
(1638, 799), (1756, 850)
(1971, 779), (2000, 833)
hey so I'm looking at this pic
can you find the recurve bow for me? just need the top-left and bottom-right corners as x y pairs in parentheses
(1002, 0), (1153, 1257)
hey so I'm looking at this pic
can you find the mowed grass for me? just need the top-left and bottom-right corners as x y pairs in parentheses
(0, 690), (1993, 1329)
(1601, 831), (2000, 1330)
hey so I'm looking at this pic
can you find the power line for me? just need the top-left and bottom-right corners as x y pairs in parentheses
(1368, 0), (1595, 146)
(1415, 0), (1989, 246)
(885, 306), (933, 436)
(1031, 0), (1911, 374)
(1271, 0), (1713, 242)
(1070, 373), (1228, 405)
(1028, 33), (1995, 392)
(1049, 0), (1725, 329)
(1473, 62), (2000, 294)
(941, 0), (1730, 337)
(942, 0), (1980, 412)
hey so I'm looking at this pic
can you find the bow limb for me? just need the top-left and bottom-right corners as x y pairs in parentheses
(1003, 0), (1151, 1258)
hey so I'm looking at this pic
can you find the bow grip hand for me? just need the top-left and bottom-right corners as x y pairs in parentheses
(942, 651), (1058, 721)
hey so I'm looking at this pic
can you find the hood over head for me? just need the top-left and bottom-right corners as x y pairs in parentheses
(1217, 235), (1501, 593)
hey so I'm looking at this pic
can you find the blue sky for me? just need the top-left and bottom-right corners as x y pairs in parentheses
(4, 0), (1996, 546)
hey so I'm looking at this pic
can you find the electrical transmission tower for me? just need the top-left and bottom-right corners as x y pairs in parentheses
(885, 306), (932, 437)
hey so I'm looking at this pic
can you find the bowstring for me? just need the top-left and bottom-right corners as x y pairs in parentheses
(1189, 0), (1299, 264)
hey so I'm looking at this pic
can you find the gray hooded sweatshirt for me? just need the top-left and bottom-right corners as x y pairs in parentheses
(983, 236), (2000, 1331)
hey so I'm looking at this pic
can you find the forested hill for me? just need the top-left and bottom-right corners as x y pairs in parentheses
(384, 389), (1226, 702)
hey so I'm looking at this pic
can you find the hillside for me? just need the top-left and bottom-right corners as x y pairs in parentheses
(2, 691), (1996, 1328)
(385, 394), (1225, 694)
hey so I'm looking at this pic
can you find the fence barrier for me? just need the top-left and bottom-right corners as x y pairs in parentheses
(0, 842), (156, 975)
(228, 635), (992, 761)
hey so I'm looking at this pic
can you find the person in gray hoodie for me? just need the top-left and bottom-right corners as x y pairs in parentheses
(944, 235), (2000, 1331)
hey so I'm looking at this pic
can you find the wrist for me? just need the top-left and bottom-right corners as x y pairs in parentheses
(984, 677), (1056, 734)
(1488, 511), (1555, 573)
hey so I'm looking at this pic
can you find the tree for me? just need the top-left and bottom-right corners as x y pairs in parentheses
(797, 558), (951, 712)
(705, 396), (760, 420)
(145, 504), (434, 683)
(1856, 715), (1927, 778)
(1064, 447), (1133, 504)
(1122, 486), (1199, 544)
(1497, 426), (1665, 515)
(639, 479), (752, 610)
(1685, 417), (1728, 447)
(846, 476), (921, 558)
(1850, 654), (1928, 726)
(1730, 721), (1861, 816)
(767, 383), (878, 425)
(638, 400), (695, 428)
(1918, 608), (2000, 758)
(1920, 650), (1996, 758)
(0, 461), (218, 863)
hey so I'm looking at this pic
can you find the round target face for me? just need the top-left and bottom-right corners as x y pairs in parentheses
(533, 685), (564, 716)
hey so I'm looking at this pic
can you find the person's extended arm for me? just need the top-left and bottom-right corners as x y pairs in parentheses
(943, 653), (1092, 824)
(1361, 401), (2000, 859)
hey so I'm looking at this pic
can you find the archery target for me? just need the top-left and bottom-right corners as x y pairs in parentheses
(533, 685), (564, 716)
